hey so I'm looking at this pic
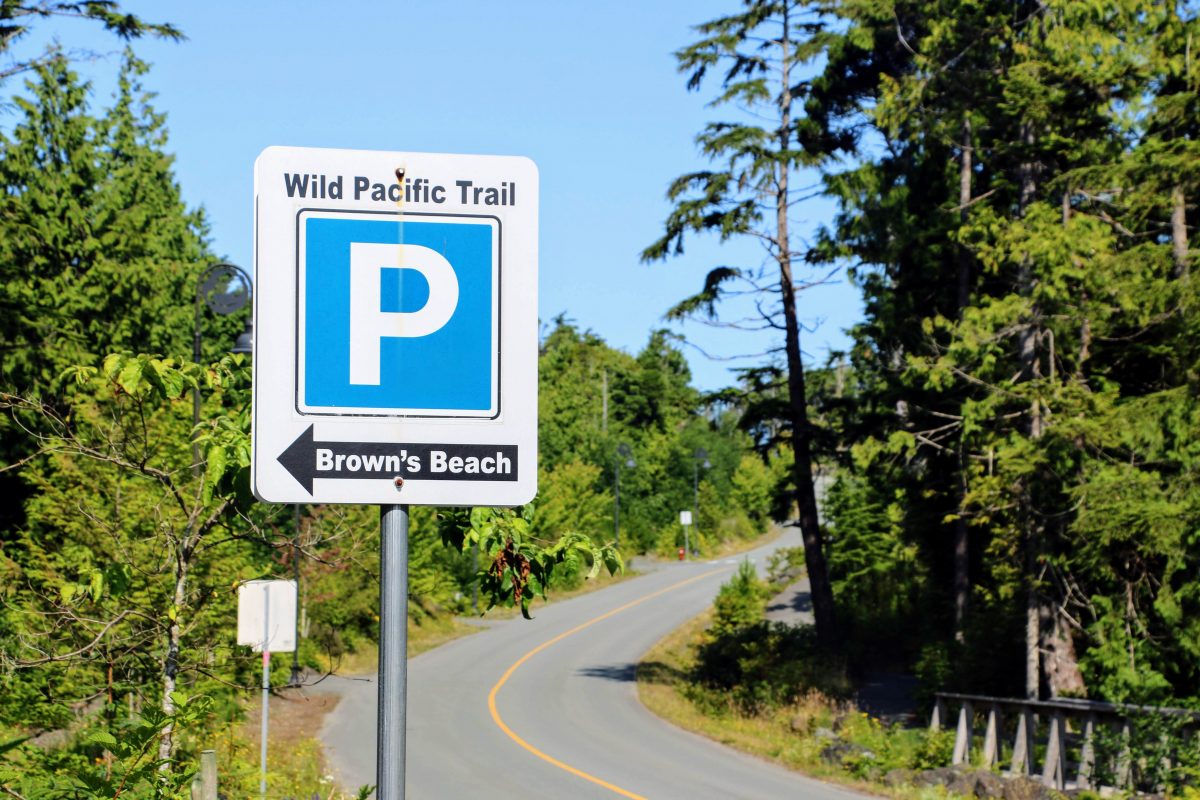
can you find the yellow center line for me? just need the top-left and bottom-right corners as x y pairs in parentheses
(487, 566), (731, 800)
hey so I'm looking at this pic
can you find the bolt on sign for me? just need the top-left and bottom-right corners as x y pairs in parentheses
(250, 147), (538, 506)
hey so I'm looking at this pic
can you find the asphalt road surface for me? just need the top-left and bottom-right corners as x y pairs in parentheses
(320, 528), (866, 800)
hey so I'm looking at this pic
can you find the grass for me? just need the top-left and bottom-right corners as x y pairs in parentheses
(637, 611), (862, 785)
(221, 687), (356, 799)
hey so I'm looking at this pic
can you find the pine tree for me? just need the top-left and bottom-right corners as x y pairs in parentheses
(644, 0), (840, 645)
(0, 52), (211, 397)
(810, 0), (1200, 703)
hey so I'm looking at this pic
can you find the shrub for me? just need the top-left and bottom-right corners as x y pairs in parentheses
(694, 621), (850, 713)
(711, 559), (769, 637)
(908, 728), (955, 770)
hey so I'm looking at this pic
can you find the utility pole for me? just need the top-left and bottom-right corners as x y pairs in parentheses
(614, 443), (634, 548)
(602, 368), (608, 433)
(693, 447), (710, 552)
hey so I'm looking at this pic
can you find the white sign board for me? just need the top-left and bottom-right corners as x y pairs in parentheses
(237, 580), (297, 653)
(680, 510), (693, 526)
(250, 146), (538, 506)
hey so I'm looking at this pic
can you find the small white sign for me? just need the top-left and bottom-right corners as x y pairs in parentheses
(250, 146), (538, 506)
(237, 580), (298, 653)
(680, 510), (693, 526)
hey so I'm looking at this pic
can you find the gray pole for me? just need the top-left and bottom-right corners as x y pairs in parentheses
(260, 584), (270, 798)
(378, 505), (409, 800)
(693, 459), (699, 545)
(684, 523), (690, 562)
(613, 462), (620, 548)
(290, 504), (302, 686)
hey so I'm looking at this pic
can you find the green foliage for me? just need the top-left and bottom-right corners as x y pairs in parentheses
(695, 562), (849, 715)
(0, 1), (182, 52)
(0, 692), (210, 799)
(711, 559), (769, 637)
(647, 0), (844, 645)
(831, 715), (955, 779)
(537, 319), (769, 554)
(533, 461), (611, 545)
(0, 350), (262, 765)
(0, 53), (213, 398)
(766, 546), (806, 585)
(1089, 710), (1200, 793)
(438, 506), (623, 619)
(692, 621), (850, 715)
(730, 454), (773, 530)
(800, 0), (1200, 704)
(908, 729), (955, 772)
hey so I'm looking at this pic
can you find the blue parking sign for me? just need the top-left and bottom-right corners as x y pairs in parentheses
(297, 210), (500, 417)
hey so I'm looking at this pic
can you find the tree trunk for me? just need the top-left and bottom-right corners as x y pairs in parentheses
(957, 118), (973, 311)
(1042, 602), (1086, 697)
(1017, 120), (1042, 700)
(1041, 190), (1088, 696)
(953, 117), (973, 642)
(1172, 184), (1188, 278)
(157, 550), (188, 765)
(1078, 294), (1091, 378)
(105, 655), (114, 780)
(777, 5), (836, 646)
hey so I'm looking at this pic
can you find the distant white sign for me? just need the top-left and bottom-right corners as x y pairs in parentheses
(680, 510), (693, 526)
(250, 146), (539, 507)
(237, 580), (297, 653)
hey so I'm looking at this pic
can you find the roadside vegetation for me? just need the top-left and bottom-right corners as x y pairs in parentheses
(638, 558), (951, 792)
(640, 559), (1200, 798)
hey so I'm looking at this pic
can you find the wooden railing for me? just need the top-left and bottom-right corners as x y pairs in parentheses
(931, 692), (1200, 791)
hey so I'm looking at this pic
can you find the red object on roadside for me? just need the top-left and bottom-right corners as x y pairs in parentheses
(678, 548), (685, 561)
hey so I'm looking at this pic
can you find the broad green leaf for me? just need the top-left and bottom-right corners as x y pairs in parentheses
(117, 358), (145, 395)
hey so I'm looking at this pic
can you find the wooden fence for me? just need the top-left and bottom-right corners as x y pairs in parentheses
(931, 692), (1200, 791)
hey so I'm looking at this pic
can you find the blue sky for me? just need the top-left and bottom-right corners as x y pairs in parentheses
(23, 0), (862, 392)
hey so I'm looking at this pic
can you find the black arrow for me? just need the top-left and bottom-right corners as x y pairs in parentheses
(277, 425), (519, 494)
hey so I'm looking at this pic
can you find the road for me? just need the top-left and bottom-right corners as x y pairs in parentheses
(320, 529), (865, 800)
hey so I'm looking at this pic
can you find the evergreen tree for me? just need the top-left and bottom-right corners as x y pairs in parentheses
(0, 52), (210, 397)
(644, 0), (840, 645)
(804, 0), (1200, 703)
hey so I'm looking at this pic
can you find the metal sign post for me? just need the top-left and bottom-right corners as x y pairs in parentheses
(377, 505), (409, 799)
(260, 585), (270, 799)
(250, 147), (539, 800)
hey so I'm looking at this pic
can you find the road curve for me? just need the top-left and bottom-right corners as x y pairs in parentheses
(320, 529), (866, 800)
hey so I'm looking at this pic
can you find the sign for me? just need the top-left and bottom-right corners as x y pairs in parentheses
(680, 510), (693, 526)
(251, 147), (538, 506)
(237, 580), (297, 653)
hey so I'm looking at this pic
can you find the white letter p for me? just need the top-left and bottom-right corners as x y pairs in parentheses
(348, 242), (459, 385)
